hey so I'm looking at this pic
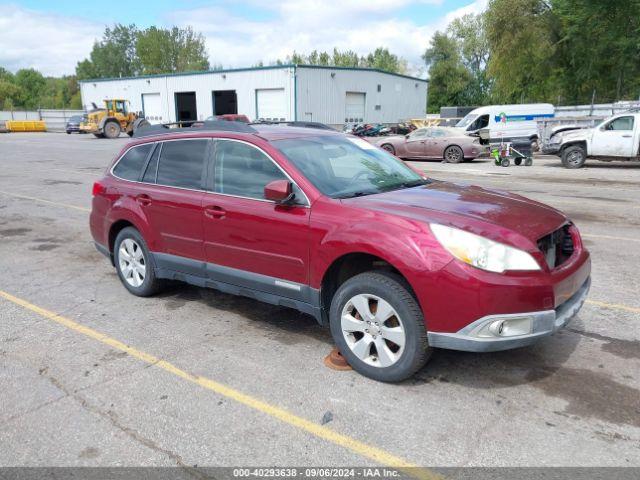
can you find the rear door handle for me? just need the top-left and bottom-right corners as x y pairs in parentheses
(204, 205), (226, 219)
(136, 194), (152, 206)
(622, 134), (632, 138)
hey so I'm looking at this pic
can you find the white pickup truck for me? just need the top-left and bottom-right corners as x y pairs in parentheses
(547, 112), (640, 168)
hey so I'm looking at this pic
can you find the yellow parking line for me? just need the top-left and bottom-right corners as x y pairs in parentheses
(586, 299), (640, 314)
(0, 190), (89, 212)
(0, 289), (440, 480)
(581, 233), (640, 243)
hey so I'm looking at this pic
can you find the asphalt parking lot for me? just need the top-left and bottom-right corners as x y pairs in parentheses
(1, 133), (639, 472)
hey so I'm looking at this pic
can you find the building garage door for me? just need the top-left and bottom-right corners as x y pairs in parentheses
(345, 92), (366, 123)
(256, 88), (287, 121)
(142, 93), (163, 124)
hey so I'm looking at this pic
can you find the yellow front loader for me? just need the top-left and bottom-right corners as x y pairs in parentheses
(80, 99), (149, 138)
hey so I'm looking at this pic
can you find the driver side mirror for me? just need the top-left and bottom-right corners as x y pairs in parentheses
(264, 180), (295, 205)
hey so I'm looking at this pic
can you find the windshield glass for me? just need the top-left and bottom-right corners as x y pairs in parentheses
(273, 135), (426, 199)
(456, 113), (478, 128)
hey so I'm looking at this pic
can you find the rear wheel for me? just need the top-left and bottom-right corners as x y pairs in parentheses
(114, 227), (162, 297)
(561, 145), (586, 169)
(329, 272), (431, 382)
(444, 145), (464, 164)
(103, 121), (121, 139)
(381, 143), (395, 155)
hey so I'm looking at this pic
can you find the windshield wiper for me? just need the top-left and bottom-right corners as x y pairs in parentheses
(335, 190), (378, 199)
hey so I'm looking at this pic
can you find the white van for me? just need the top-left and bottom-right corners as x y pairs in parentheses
(455, 104), (555, 146)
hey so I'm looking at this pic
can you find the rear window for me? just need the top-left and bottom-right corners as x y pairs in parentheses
(113, 144), (153, 181)
(156, 139), (208, 189)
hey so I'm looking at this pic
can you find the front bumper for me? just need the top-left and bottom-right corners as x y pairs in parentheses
(542, 144), (561, 155)
(427, 276), (590, 352)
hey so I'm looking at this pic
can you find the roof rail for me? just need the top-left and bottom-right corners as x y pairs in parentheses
(250, 120), (336, 131)
(133, 120), (257, 138)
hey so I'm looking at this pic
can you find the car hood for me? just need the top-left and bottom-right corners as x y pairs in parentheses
(345, 181), (567, 243)
(559, 128), (592, 141)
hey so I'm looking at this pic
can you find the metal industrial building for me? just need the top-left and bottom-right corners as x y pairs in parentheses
(79, 65), (428, 128)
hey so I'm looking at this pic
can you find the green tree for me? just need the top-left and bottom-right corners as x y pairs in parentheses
(447, 14), (491, 104)
(552, 0), (640, 104)
(423, 32), (473, 113)
(363, 47), (407, 74)
(13, 68), (46, 108)
(485, 0), (560, 103)
(0, 67), (14, 83)
(76, 24), (140, 80)
(136, 26), (209, 74)
(0, 81), (23, 109)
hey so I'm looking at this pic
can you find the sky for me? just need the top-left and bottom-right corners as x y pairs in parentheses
(0, 0), (487, 78)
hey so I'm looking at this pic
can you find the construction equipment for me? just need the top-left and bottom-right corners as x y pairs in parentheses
(80, 99), (149, 139)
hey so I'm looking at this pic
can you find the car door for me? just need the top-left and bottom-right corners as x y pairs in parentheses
(202, 138), (312, 301)
(591, 116), (636, 157)
(423, 128), (446, 158)
(134, 138), (209, 273)
(404, 129), (429, 157)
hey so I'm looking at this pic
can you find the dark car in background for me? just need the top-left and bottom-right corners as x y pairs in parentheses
(66, 115), (86, 134)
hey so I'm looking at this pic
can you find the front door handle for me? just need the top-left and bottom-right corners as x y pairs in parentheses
(204, 205), (226, 219)
(622, 134), (632, 138)
(136, 194), (152, 206)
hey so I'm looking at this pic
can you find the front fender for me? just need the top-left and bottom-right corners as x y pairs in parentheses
(311, 218), (451, 292)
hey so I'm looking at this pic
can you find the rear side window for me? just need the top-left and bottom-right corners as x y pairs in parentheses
(113, 144), (153, 181)
(213, 140), (287, 200)
(156, 139), (208, 189)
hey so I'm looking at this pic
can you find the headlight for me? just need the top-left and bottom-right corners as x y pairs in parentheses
(430, 224), (540, 273)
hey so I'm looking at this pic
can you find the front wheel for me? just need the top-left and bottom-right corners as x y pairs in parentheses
(561, 145), (586, 169)
(329, 272), (431, 382)
(114, 227), (163, 297)
(444, 145), (464, 163)
(103, 121), (121, 139)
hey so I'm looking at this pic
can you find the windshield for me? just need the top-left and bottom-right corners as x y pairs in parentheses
(456, 113), (478, 129)
(273, 135), (427, 199)
(69, 115), (82, 122)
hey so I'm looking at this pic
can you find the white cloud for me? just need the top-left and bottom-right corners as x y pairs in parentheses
(168, 0), (488, 78)
(0, 0), (488, 77)
(0, 5), (101, 76)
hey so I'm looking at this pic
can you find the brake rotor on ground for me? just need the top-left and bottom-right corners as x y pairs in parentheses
(324, 347), (352, 371)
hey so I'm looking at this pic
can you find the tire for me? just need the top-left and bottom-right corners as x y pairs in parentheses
(501, 158), (510, 167)
(525, 158), (533, 166)
(561, 145), (587, 169)
(329, 271), (431, 382)
(514, 158), (522, 166)
(530, 138), (539, 152)
(66, 131), (71, 134)
(114, 227), (162, 297)
(103, 121), (121, 139)
(444, 145), (464, 164)
(380, 143), (395, 155)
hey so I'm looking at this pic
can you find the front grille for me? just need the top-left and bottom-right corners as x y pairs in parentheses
(537, 224), (574, 269)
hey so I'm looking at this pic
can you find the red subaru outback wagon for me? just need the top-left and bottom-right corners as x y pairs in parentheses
(90, 121), (591, 382)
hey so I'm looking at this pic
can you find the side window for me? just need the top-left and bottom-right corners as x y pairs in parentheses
(214, 140), (287, 200)
(142, 143), (160, 183)
(156, 139), (208, 189)
(409, 129), (427, 139)
(606, 116), (634, 131)
(430, 129), (447, 137)
(112, 143), (153, 181)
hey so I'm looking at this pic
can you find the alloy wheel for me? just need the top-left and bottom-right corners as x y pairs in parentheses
(341, 294), (406, 368)
(118, 238), (146, 287)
